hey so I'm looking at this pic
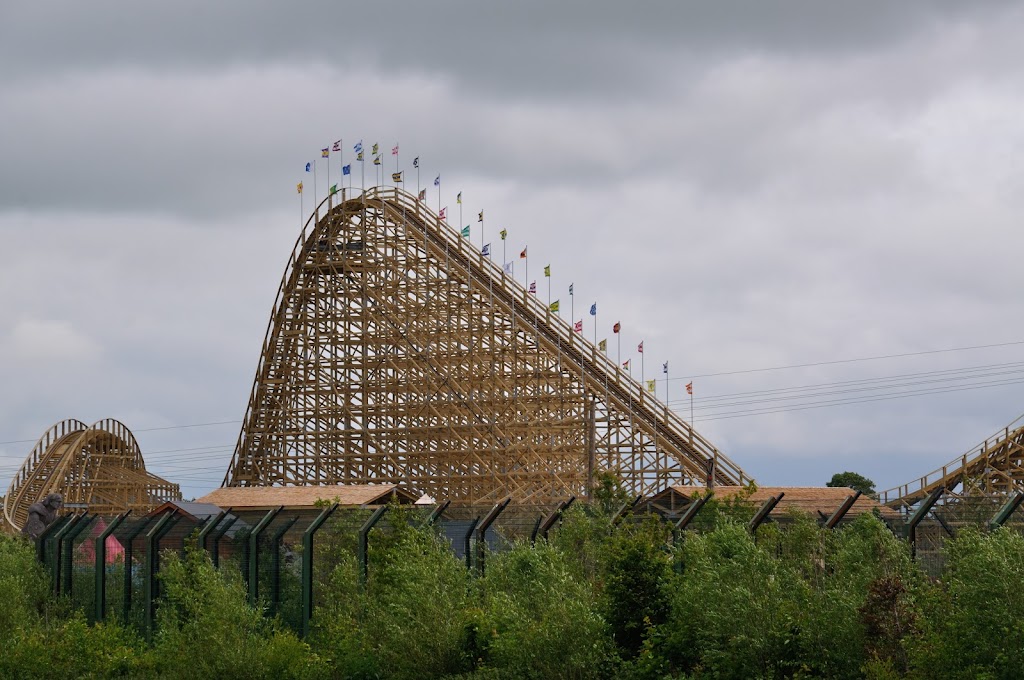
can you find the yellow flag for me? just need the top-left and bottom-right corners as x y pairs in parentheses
(646, 379), (656, 393)
(598, 339), (607, 352)
(544, 264), (551, 277)
(549, 300), (559, 312)
(296, 182), (303, 194)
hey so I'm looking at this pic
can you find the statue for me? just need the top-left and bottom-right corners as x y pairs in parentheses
(21, 493), (63, 540)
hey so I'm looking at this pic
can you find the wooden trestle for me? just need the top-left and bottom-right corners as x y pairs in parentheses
(881, 412), (1024, 508)
(224, 187), (752, 505)
(3, 418), (181, 532)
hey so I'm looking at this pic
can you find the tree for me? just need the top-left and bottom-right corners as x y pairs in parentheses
(827, 471), (876, 496)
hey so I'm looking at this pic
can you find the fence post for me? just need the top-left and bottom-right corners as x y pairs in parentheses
(122, 516), (154, 625)
(475, 498), (511, 576)
(144, 512), (177, 642)
(825, 491), (862, 530)
(907, 486), (945, 560)
(612, 495), (644, 526)
(359, 505), (389, 588)
(425, 500), (450, 526)
(61, 514), (95, 597)
(36, 515), (71, 565)
(674, 493), (712, 542)
(248, 506), (283, 607)
(990, 491), (1024, 530)
(210, 515), (238, 568)
(197, 510), (227, 552)
(270, 516), (299, 617)
(749, 493), (785, 534)
(94, 511), (131, 623)
(464, 517), (480, 570)
(50, 514), (84, 596)
(301, 503), (338, 639)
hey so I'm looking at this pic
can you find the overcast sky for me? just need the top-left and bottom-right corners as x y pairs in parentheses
(3, 1), (1024, 501)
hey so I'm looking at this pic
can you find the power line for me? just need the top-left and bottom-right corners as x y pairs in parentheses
(669, 339), (1024, 381)
(670, 363), (1024, 412)
(696, 376), (1024, 421)
(0, 420), (239, 447)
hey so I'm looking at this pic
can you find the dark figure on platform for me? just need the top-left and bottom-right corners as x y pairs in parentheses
(22, 493), (63, 540)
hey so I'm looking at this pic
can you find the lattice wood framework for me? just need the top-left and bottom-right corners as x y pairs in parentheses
(225, 187), (752, 505)
(881, 412), (1024, 508)
(3, 418), (181, 531)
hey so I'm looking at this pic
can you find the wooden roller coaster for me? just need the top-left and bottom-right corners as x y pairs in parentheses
(224, 187), (753, 504)
(3, 418), (181, 532)
(880, 412), (1024, 509)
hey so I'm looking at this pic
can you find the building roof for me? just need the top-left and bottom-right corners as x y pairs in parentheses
(651, 485), (899, 520)
(196, 484), (417, 510)
(147, 500), (225, 520)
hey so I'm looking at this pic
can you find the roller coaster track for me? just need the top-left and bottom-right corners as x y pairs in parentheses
(880, 412), (1024, 508)
(225, 187), (751, 504)
(3, 418), (181, 531)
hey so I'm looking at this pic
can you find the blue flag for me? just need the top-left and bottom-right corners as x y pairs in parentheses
(569, 283), (574, 296)
(589, 303), (597, 316)
(353, 141), (363, 154)
(305, 162), (311, 172)
(413, 157), (419, 168)
(342, 165), (351, 175)
(663, 362), (668, 374)
(482, 243), (490, 257)
(434, 175), (440, 186)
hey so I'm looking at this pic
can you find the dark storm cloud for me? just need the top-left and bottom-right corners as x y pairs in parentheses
(0, 1), (1014, 95)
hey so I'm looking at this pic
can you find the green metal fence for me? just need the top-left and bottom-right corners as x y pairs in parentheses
(34, 492), (1024, 639)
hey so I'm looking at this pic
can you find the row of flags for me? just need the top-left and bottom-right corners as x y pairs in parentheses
(296, 137), (700, 402)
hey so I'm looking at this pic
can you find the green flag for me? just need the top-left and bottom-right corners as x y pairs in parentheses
(549, 299), (560, 312)
(461, 225), (470, 238)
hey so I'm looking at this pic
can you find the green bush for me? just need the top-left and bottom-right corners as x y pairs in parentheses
(910, 527), (1024, 679)
(152, 546), (325, 679)
(478, 541), (614, 678)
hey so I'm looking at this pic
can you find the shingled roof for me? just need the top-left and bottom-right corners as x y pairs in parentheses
(196, 484), (417, 510)
(650, 485), (899, 520)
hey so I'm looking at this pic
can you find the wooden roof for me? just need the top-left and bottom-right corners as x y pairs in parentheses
(196, 484), (417, 510)
(653, 485), (899, 520)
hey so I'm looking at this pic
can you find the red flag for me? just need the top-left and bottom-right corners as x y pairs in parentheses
(418, 189), (426, 201)
(573, 320), (583, 332)
(623, 359), (630, 369)
(686, 382), (693, 395)
(439, 207), (447, 220)
(529, 281), (537, 294)
(520, 247), (528, 259)
(638, 341), (644, 354)
(613, 322), (621, 334)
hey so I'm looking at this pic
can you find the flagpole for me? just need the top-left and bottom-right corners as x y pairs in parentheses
(313, 160), (318, 216)
(547, 273), (551, 307)
(690, 383), (694, 432)
(641, 345), (645, 394)
(326, 149), (330, 202)
(617, 331), (621, 367)
(458, 194), (462, 243)
(570, 286), (574, 330)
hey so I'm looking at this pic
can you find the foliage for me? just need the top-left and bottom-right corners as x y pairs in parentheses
(909, 527), (1024, 679)
(9, 504), (1024, 679)
(152, 546), (325, 679)
(828, 471), (877, 496)
(477, 541), (615, 678)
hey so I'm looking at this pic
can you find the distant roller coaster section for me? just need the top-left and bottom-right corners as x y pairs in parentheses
(880, 412), (1024, 508)
(3, 418), (181, 532)
(224, 187), (753, 505)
